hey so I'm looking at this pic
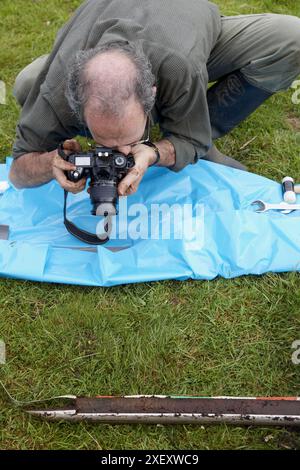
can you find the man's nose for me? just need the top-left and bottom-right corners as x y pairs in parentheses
(117, 145), (132, 155)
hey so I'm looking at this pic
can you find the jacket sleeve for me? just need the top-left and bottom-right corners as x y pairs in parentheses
(156, 54), (212, 171)
(12, 83), (76, 159)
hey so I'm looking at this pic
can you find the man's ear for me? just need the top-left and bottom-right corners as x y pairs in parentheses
(152, 86), (157, 98)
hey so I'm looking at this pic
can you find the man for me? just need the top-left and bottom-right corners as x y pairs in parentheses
(10, 0), (300, 198)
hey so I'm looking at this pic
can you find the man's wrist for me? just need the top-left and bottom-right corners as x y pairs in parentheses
(154, 139), (176, 168)
(143, 141), (160, 166)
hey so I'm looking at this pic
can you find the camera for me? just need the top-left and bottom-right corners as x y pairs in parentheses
(60, 146), (135, 216)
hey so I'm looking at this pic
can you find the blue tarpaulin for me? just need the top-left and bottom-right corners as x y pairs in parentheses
(0, 157), (299, 286)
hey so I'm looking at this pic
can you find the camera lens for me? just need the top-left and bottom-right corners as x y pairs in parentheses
(90, 180), (118, 216)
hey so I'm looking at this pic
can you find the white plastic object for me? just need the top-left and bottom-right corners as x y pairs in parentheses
(0, 181), (9, 194)
(282, 176), (296, 204)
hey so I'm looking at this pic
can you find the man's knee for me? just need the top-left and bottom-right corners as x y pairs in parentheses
(13, 54), (49, 106)
(268, 14), (300, 55)
(13, 68), (34, 106)
(270, 14), (300, 89)
(242, 14), (300, 92)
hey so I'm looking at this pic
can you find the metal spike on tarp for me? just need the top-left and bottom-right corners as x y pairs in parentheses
(24, 394), (300, 426)
(55, 245), (130, 253)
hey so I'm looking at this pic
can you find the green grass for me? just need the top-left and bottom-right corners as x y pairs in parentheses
(0, 0), (300, 450)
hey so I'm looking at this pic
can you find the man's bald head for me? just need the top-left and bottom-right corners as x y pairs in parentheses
(66, 41), (156, 123)
(83, 50), (141, 119)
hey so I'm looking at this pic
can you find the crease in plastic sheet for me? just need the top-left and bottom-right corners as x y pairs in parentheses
(0, 157), (300, 286)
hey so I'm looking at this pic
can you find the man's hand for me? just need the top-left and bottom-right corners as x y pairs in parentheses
(9, 139), (87, 190)
(52, 139), (87, 194)
(118, 144), (156, 196)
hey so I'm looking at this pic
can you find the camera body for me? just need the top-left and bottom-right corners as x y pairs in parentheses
(65, 147), (135, 216)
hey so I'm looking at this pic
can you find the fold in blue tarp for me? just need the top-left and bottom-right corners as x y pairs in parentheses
(0, 157), (299, 286)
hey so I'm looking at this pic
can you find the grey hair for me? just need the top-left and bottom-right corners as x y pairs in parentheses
(66, 41), (156, 122)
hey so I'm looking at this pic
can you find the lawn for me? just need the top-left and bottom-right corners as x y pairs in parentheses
(0, 0), (300, 450)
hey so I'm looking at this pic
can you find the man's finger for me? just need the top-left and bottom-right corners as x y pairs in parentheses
(63, 139), (82, 152)
(68, 181), (87, 194)
(118, 168), (141, 196)
(53, 168), (86, 193)
(124, 185), (137, 196)
(53, 154), (76, 171)
(60, 179), (86, 194)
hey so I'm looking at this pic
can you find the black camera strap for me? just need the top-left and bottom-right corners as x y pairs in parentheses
(63, 190), (111, 245)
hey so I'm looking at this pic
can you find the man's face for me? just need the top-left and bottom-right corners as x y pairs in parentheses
(84, 97), (147, 155)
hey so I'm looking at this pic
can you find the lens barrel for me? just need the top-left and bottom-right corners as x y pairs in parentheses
(90, 179), (118, 216)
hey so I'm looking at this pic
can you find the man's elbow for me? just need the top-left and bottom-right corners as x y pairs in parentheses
(9, 151), (53, 189)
